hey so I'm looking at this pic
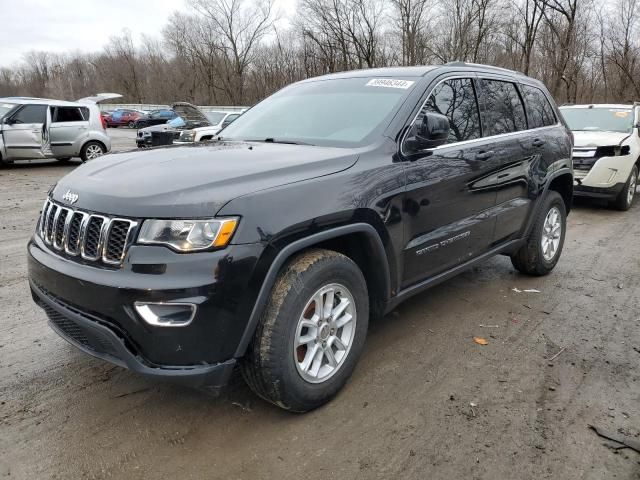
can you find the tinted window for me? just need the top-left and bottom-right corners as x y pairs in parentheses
(12, 105), (47, 124)
(422, 78), (481, 143)
(521, 85), (556, 128)
(54, 107), (84, 123)
(479, 80), (527, 135)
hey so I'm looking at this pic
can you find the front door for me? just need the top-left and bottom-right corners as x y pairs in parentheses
(3, 104), (51, 159)
(50, 106), (89, 157)
(401, 76), (501, 287)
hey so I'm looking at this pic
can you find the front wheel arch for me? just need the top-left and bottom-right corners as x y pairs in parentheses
(233, 223), (390, 358)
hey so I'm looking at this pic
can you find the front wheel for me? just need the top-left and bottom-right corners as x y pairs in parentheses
(612, 165), (638, 211)
(511, 191), (566, 276)
(80, 141), (106, 162)
(241, 249), (369, 412)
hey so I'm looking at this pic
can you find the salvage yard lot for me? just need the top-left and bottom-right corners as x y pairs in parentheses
(1, 134), (639, 479)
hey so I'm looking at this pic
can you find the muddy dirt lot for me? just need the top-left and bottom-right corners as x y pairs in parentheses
(1, 133), (639, 479)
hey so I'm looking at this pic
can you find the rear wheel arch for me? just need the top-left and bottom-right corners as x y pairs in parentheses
(233, 223), (391, 358)
(548, 172), (573, 214)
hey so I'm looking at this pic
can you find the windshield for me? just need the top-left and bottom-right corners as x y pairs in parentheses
(0, 102), (17, 120)
(220, 77), (418, 147)
(168, 117), (185, 127)
(561, 107), (634, 133)
(205, 112), (226, 124)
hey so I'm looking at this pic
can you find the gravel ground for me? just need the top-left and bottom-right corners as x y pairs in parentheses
(1, 132), (639, 479)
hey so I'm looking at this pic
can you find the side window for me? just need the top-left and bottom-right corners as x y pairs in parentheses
(422, 78), (482, 143)
(222, 114), (240, 127)
(479, 79), (527, 135)
(520, 85), (557, 128)
(12, 105), (47, 124)
(80, 107), (90, 120)
(53, 107), (84, 123)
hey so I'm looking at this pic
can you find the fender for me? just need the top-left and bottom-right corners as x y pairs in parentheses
(521, 166), (573, 238)
(233, 223), (390, 357)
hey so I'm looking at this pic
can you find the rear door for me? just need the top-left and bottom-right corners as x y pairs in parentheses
(475, 77), (546, 243)
(2, 104), (52, 159)
(401, 76), (501, 286)
(50, 106), (89, 157)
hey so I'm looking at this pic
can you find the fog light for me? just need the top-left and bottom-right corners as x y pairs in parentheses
(134, 302), (196, 327)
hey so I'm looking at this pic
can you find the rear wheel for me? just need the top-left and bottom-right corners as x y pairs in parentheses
(612, 166), (638, 211)
(80, 141), (105, 162)
(511, 191), (566, 276)
(241, 249), (369, 412)
(128, 121), (136, 129)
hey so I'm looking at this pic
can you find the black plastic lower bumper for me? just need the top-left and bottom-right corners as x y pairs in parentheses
(574, 182), (625, 200)
(31, 280), (236, 388)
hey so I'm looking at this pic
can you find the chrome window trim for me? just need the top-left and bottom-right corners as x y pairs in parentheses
(400, 74), (563, 157)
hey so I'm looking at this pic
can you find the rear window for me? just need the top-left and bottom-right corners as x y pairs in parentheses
(479, 79), (527, 135)
(521, 85), (556, 128)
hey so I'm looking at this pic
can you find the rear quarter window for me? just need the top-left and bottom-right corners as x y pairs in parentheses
(521, 85), (556, 128)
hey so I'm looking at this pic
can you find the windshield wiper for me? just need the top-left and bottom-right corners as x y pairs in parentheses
(216, 137), (315, 146)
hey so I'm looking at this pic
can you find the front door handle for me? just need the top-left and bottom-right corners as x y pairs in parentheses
(475, 150), (494, 160)
(532, 138), (546, 147)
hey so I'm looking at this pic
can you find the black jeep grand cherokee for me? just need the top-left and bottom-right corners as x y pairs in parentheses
(29, 63), (573, 412)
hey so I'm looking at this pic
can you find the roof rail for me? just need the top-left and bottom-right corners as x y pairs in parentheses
(443, 61), (524, 76)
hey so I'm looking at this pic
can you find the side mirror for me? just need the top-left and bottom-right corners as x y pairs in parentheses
(405, 112), (450, 154)
(3, 117), (17, 125)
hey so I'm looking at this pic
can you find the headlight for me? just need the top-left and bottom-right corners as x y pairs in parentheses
(138, 218), (239, 252)
(180, 131), (196, 142)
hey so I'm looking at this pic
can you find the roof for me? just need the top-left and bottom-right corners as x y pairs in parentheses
(302, 62), (531, 83)
(0, 97), (86, 107)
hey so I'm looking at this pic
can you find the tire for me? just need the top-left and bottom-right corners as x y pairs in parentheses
(241, 249), (369, 412)
(511, 191), (566, 276)
(80, 141), (106, 162)
(612, 165), (638, 211)
(128, 121), (136, 129)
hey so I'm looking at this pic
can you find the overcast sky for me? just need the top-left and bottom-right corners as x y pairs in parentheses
(0, 0), (296, 67)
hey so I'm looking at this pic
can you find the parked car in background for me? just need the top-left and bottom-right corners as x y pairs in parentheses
(134, 109), (177, 129)
(176, 106), (244, 143)
(106, 109), (145, 128)
(0, 93), (119, 166)
(28, 64), (573, 411)
(136, 116), (187, 148)
(560, 104), (639, 210)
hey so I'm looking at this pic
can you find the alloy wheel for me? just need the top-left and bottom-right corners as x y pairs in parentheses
(293, 283), (357, 384)
(85, 144), (104, 160)
(541, 206), (562, 261)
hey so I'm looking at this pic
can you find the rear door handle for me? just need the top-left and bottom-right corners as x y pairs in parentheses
(532, 139), (546, 147)
(475, 150), (494, 160)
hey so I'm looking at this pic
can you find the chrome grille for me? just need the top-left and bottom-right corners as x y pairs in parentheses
(38, 199), (138, 266)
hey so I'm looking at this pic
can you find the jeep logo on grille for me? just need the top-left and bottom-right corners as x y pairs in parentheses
(62, 190), (79, 205)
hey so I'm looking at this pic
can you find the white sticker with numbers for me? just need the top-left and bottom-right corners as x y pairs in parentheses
(366, 78), (415, 89)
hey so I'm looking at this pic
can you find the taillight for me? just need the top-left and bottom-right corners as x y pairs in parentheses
(100, 115), (107, 130)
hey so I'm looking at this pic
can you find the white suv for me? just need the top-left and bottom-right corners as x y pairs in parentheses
(0, 93), (120, 167)
(560, 104), (639, 210)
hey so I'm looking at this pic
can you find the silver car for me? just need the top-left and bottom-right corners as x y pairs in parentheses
(0, 93), (119, 167)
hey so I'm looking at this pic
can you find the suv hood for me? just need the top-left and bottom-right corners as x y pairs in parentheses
(572, 130), (631, 147)
(52, 142), (359, 218)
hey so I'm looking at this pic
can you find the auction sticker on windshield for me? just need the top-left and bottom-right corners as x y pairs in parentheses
(366, 79), (415, 89)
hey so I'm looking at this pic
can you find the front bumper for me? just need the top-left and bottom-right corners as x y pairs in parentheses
(31, 281), (236, 387)
(28, 234), (264, 387)
(573, 182), (625, 200)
